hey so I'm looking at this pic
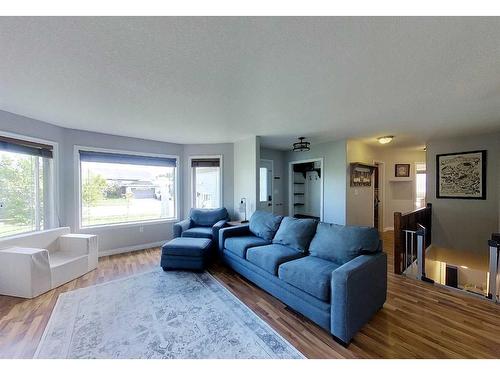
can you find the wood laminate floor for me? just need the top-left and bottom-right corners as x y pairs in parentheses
(0, 232), (499, 359)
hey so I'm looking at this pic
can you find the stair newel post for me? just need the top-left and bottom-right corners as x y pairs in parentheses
(416, 224), (434, 284)
(487, 234), (499, 302)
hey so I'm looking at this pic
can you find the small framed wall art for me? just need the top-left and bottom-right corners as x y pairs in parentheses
(394, 163), (410, 178)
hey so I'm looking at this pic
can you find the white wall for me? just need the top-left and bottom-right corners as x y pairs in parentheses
(284, 139), (347, 225)
(427, 132), (500, 254)
(234, 136), (260, 221)
(0, 110), (235, 255)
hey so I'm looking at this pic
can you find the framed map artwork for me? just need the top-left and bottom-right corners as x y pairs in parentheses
(436, 150), (486, 199)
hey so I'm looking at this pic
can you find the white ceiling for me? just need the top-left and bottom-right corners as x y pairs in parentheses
(1, 17), (500, 149)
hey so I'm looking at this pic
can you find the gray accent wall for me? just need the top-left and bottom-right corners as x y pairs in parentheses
(427, 132), (500, 254)
(0, 110), (234, 254)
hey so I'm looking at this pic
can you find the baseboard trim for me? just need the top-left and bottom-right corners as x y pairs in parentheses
(99, 241), (166, 258)
(383, 227), (394, 232)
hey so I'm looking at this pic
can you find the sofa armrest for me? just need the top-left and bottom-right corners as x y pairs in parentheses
(173, 218), (191, 238)
(218, 224), (251, 253)
(0, 247), (51, 298)
(330, 252), (387, 344)
(212, 219), (228, 246)
(59, 234), (98, 271)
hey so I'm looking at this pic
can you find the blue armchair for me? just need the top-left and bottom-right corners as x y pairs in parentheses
(174, 208), (229, 246)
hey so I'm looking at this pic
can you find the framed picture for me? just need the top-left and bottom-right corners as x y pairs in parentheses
(436, 150), (487, 199)
(350, 163), (375, 187)
(395, 163), (410, 178)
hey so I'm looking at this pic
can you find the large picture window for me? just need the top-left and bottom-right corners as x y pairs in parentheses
(191, 157), (221, 209)
(0, 135), (55, 237)
(79, 150), (177, 227)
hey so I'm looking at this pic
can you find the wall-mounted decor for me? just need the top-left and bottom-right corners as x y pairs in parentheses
(436, 150), (487, 199)
(395, 163), (410, 178)
(350, 162), (375, 187)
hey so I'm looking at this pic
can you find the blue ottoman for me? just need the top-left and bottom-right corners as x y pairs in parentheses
(161, 237), (212, 271)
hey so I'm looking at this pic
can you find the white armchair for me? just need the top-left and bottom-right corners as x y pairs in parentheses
(0, 227), (98, 298)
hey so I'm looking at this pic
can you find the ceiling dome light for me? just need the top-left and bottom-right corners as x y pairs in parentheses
(377, 136), (394, 145)
(292, 137), (310, 152)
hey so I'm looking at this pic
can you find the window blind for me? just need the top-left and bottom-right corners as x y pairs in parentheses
(0, 136), (53, 158)
(79, 150), (177, 167)
(191, 158), (220, 168)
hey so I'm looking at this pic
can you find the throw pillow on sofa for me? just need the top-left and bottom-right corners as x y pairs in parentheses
(272, 216), (318, 252)
(309, 222), (380, 264)
(249, 210), (283, 241)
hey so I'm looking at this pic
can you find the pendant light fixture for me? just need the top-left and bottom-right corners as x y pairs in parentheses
(292, 137), (310, 152)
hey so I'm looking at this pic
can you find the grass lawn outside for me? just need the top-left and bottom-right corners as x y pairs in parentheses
(82, 197), (174, 227)
(1, 198), (175, 236)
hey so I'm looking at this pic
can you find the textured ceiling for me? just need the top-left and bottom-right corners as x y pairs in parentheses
(1, 17), (500, 149)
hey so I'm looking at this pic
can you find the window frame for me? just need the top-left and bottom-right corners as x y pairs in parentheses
(259, 166), (269, 202)
(0, 130), (59, 238)
(75, 145), (180, 230)
(414, 161), (427, 209)
(189, 155), (223, 210)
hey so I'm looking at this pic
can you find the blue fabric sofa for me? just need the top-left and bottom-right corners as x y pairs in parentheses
(174, 208), (229, 246)
(218, 211), (387, 345)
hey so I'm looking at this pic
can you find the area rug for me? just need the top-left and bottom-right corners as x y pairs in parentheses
(35, 270), (304, 359)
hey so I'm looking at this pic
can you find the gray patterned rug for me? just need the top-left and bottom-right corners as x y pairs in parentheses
(35, 270), (304, 359)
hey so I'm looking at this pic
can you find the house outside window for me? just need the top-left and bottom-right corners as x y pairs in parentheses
(79, 149), (177, 227)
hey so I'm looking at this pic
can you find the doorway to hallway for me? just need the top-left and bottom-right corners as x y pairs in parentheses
(288, 158), (324, 221)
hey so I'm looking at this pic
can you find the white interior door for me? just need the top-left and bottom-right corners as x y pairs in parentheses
(259, 159), (273, 213)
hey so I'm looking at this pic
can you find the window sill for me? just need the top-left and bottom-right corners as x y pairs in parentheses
(79, 218), (178, 231)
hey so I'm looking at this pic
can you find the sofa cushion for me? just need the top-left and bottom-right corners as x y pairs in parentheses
(181, 226), (213, 239)
(309, 222), (380, 264)
(249, 211), (283, 241)
(278, 256), (341, 302)
(224, 235), (270, 258)
(246, 244), (305, 275)
(190, 208), (229, 227)
(272, 217), (318, 252)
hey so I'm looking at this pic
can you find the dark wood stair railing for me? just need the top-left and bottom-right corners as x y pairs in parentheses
(393, 203), (432, 275)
